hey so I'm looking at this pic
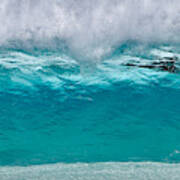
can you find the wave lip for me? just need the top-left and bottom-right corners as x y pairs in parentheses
(1, 162), (180, 180)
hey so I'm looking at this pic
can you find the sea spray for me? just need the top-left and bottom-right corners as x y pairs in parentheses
(0, 0), (180, 60)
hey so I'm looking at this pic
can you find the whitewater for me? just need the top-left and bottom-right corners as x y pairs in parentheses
(0, 0), (180, 179)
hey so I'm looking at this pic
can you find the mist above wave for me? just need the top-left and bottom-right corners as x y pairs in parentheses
(0, 0), (180, 60)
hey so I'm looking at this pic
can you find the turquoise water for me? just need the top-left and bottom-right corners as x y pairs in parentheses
(0, 43), (180, 167)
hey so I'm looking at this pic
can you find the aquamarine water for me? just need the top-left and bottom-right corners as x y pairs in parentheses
(1, 0), (180, 179)
(0, 43), (180, 165)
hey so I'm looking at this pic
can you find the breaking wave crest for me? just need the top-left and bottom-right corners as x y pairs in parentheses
(1, 0), (180, 60)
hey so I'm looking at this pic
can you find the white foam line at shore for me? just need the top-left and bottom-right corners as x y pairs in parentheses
(1, 162), (180, 180)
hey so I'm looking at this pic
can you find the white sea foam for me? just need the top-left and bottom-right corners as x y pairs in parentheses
(1, 162), (180, 180)
(0, 0), (180, 60)
(0, 48), (180, 93)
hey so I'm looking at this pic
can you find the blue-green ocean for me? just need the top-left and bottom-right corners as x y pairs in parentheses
(1, 0), (180, 179)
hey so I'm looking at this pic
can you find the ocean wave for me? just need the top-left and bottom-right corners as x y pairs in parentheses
(1, 1), (180, 168)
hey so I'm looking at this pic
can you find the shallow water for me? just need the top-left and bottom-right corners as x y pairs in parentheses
(1, 162), (180, 180)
